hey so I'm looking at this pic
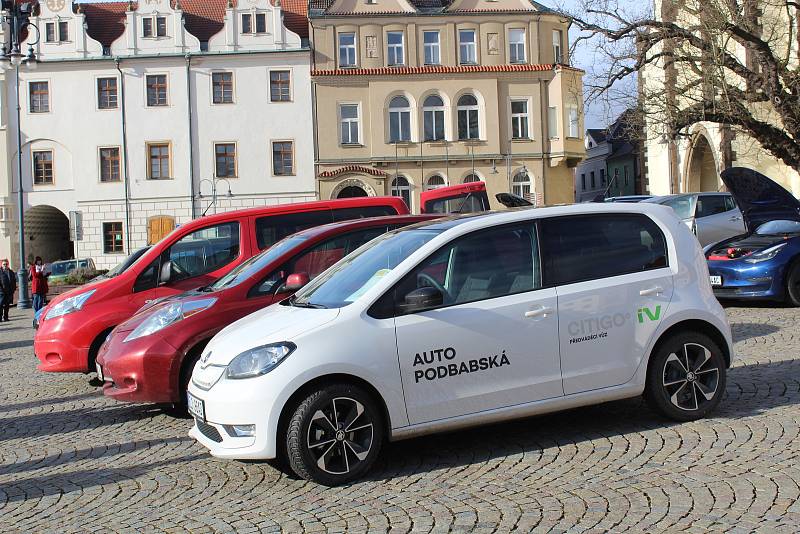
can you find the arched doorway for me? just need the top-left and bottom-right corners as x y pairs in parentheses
(330, 177), (376, 199)
(24, 205), (73, 265)
(337, 185), (368, 198)
(686, 134), (720, 192)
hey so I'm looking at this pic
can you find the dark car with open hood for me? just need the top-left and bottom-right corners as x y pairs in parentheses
(705, 168), (800, 305)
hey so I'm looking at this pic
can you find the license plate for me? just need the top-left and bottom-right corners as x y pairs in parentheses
(709, 275), (723, 287)
(187, 392), (205, 422)
(95, 362), (104, 381)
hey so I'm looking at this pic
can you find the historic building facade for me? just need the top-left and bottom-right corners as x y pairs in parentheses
(309, 0), (584, 211)
(1, 0), (312, 269)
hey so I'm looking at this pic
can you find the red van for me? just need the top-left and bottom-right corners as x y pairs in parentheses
(420, 182), (491, 214)
(35, 197), (408, 374)
(96, 214), (438, 407)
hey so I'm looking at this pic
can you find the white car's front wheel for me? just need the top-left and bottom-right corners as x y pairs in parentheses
(286, 383), (383, 486)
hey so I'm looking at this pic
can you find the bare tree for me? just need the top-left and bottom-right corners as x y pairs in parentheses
(561, 0), (800, 172)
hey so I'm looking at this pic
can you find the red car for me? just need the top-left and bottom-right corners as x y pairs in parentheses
(35, 197), (409, 374)
(96, 214), (438, 406)
(421, 182), (491, 214)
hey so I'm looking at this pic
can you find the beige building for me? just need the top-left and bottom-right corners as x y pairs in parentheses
(309, 0), (584, 211)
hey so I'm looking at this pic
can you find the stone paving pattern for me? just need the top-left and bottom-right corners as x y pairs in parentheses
(1, 305), (799, 533)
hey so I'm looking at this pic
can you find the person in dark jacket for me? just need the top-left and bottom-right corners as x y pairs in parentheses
(0, 259), (17, 322)
(29, 256), (49, 314)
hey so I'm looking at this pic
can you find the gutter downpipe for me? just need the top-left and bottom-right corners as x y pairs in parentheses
(114, 58), (132, 254)
(186, 54), (196, 218)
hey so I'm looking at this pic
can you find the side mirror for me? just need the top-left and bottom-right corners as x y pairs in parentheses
(159, 260), (172, 286)
(399, 286), (443, 313)
(284, 272), (310, 292)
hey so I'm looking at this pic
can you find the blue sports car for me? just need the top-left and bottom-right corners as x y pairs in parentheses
(705, 168), (800, 305)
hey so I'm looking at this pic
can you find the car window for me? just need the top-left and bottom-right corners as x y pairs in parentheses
(696, 195), (729, 218)
(256, 210), (333, 250)
(425, 193), (489, 214)
(251, 227), (388, 297)
(331, 206), (399, 222)
(166, 222), (240, 283)
(662, 196), (695, 219)
(133, 258), (160, 293)
(724, 195), (737, 211)
(389, 223), (540, 313)
(540, 214), (668, 286)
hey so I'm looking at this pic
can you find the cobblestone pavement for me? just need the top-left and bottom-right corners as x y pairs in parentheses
(1, 305), (799, 533)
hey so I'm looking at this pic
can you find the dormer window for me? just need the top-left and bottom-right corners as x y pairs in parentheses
(241, 12), (268, 34)
(143, 16), (168, 38)
(44, 20), (69, 43)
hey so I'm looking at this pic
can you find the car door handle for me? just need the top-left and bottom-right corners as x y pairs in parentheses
(525, 306), (554, 318)
(729, 216), (742, 221)
(639, 286), (663, 297)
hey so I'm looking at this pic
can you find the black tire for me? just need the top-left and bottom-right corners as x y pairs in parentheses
(286, 383), (383, 486)
(644, 331), (726, 422)
(785, 260), (800, 307)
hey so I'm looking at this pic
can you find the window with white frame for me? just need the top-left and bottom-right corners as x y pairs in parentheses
(423, 30), (440, 65)
(215, 143), (237, 178)
(33, 150), (54, 185)
(143, 16), (167, 38)
(241, 12), (267, 34)
(45, 22), (56, 42)
(99, 147), (121, 182)
(463, 173), (481, 183)
(512, 171), (532, 200)
(272, 141), (294, 175)
(270, 71), (291, 102)
(553, 30), (563, 63)
(45, 21), (69, 43)
(388, 96), (411, 142)
(146, 75), (168, 107)
(509, 29), (525, 63)
(339, 33), (357, 67)
(97, 77), (118, 109)
(425, 174), (447, 191)
(387, 31), (405, 66)
(391, 176), (412, 208)
(59, 21), (68, 41)
(29, 82), (50, 113)
(212, 72), (234, 104)
(340, 104), (360, 145)
(568, 106), (580, 137)
(459, 29), (477, 64)
(423, 95), (445, 142)
(548, 106), (559, 139)
(511, 99), (529, 139)
(457, 94), (480, 140)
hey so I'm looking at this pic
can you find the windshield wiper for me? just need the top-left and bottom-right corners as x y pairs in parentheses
(288, 295), (327, 309)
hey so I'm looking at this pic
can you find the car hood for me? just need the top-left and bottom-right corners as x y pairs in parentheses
(720, 167), (800, 232)
(706, 233), (791, 261)
(202, 302), (340, 366)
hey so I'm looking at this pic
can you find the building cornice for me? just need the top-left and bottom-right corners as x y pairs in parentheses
(26, 48), (310, 65)
(312, 64), (583, 77)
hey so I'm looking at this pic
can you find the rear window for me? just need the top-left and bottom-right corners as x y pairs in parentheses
(424, 193), (489, 214)
(540, 214), (668, 286)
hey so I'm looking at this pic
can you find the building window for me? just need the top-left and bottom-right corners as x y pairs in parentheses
(459, 29), (477, 64)
(463, 173), (481, 183)
(391, 176), (412, 209)
(600, 168), (606, 185)
(387, 31), (405, 66)
(270, 71), (291, 102)
(45, 22), (56, 42)
(388, 96), (411, 142)
(340, 104), (360, 145)
(568, 106), (580, 138)
(339, 32), (357, 67)
(512, 171), (532, 200)
(99, 147), (121, 182)
(97, 77), (118, 109)
(553, 30), (563, 63)
(33, 150), (54, 185)
(457, 94), (480, 140)
(509, 29), (525, 63)
(423, 30), (440, 65)
(241, 12), (268, 34)
(29, 81), (50, 113)
(511, 99), (529, 139)
(426, 174), (446, 191)
(423, 95), (445, 142)
(146, 75), (168, 107)
(590, 171), (596, 188)
(103, 222), (124, 254)
(272, 141), (294, 175)
(143, 16), (167, 38)
(147, 143), (170, 179)
(215, 143), (237, 178)
(59, 21), (69, 41)
(45, 21), (69, 42)
(548, 106), (558, 139)
(624, 165), (630, 186)
(212, 72), (234, 104)
(581, 173), (586, 190)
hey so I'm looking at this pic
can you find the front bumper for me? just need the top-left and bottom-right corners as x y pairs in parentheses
(35, 324), (91, 373)
(708, 261), (784, 301)
(98, 333), (181, 404)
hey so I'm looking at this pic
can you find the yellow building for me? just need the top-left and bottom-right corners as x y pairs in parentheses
(309, 0), (584, 211)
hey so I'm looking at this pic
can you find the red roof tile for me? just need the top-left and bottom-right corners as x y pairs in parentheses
(277, 0), (309, 39)
(313, 64), (583, 76)
(319, 166), (387, 178)
(80, 2), (134, 48)
(171, 0), (226, 42)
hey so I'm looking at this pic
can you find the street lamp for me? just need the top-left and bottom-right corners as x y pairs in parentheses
(196, 177), (233, 216)
(1, 0), (40, 309)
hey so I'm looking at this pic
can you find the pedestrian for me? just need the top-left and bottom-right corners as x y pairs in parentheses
(29, 256), (49, 314)
(0, 259), (17, 322)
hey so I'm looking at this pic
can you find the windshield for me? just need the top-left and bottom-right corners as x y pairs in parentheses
(292, 229), (441, 309)
(755, 220), (800, 235)
(660, 196), (695, 220)
(210, 235), (309, 290)
(106, 247), (151, 278)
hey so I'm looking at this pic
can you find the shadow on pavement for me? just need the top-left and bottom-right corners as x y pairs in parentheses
(731, 322), (781, 342)
(0, 391), (102, 414)
(0, 339), (34, 351)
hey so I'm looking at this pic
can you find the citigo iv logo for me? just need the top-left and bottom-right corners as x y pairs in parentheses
(637, 305), (662, 323)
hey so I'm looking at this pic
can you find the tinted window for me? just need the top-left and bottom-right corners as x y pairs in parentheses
(389, 223), (540, 314)
(424, 192), (489, 214)
(331, 206), (398, 222)
(724, 196), (737, 211)
(256, 210), (333, 250)
(166, 222), (240, 282)
(696, 195), (730, 218)
(134, 258), (160, 293)
(540, 214), (668, 286)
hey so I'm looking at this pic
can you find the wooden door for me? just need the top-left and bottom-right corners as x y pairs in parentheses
(148, 216), (175, 245)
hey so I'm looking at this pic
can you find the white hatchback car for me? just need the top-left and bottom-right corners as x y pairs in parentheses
(188, 203), (733, 485)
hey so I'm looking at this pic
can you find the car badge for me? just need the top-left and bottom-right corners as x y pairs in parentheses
(200, 351), (212, 366)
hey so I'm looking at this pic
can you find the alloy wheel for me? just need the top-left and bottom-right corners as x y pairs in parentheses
(306, 396), (374, 475)
(662, 343), (720, 411)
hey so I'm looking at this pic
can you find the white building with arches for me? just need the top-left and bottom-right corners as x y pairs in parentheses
(0, 0), (312, 270)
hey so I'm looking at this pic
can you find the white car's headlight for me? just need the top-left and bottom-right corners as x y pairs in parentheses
(124, 298), (217, 342)
(226, 342), (296, 380)
(45, 290), (96, 320)
(743, 243), (787, 263)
